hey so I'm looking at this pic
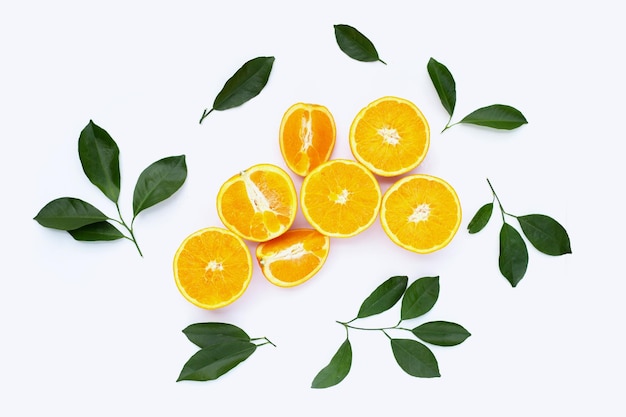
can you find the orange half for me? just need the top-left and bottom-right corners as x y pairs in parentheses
(256, 228), (330, 287)
(173, 227), (253, 309)
(349, 96), (430, 177)
(279, 103), (336, 177)
(217, 164), (298, 242)
(380, 174), (462, 254)
(300, 159), (382, 237)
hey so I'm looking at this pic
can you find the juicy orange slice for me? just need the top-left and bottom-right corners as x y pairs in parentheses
(349, 96), (430, 177)
(300, 159), (382, 237)
(279, 103), (336, 177)
(255, 228), (330, 287)
(380, 174), (461, 254)
(173, 227), (253, 309)
(217, 163), (298, 242)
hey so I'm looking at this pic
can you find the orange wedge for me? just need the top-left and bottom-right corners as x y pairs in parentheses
(349, 96), (430, 177)
(300, 159), (382, 237)
(380, 174), (461, 254)
(255, 228), (330, 287)
(279, 103), (336, 177)
(217, 163), (298, 242)
(173, 227), (253, 309)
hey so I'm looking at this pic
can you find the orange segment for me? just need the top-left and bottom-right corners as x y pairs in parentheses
(300, 159), (382, 237)
(380, 174), (462, 254)
(217, 164), (297, 242)
(279, 103), (336, 176)
(173, 227), (252, 309)
(256, 228), (330, 287)
(349, 96), (430, 177)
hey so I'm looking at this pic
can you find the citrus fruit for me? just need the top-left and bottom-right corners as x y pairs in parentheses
(300, 159), (382, 237)
(380, 174), (462, 254)
(217, 163), (298, 242)
(279, 102), (336, 177)
(255, 228), (330, 287)
(173, 227), (253, 310)
(349, 96), (430, 177)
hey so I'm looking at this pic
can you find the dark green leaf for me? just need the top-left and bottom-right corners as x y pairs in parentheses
(176, 340), (256, 382)
(357, 275), (408, 319)
(460, 105), (528, 130)
(78, 120), (121, 202)
(132, 155), (187, 217)
(334, 24), (386, 64)
(34, 197), (108, 230)
(499, 223), (529, 287)
(206, 56), (275, 119)
(311, 338), (352, 389)
(68, 221), (124, 241)
(412, 321), (471, 347)
(400, 276), (439, 320)
(182, 322), (250, 349)
(391, 338), (440, 378)
(427, 57), (456, 117)
(518, 214), (572, 256)
(467, 202), (493, 234)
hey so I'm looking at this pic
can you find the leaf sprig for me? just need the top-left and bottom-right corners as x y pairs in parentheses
(177, 322), (275, 382)
(199, 56), (275, 124)
(34, 120), (187, 256)
(468, 178), (572, 287)
(311, 275), (470, 389)
(427, 57), (528, 133)
(334, 24), (386, 64)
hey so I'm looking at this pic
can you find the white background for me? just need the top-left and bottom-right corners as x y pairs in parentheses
(2, 1), (624, 415)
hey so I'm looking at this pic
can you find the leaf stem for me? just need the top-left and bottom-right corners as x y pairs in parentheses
(378, 58), (387, 65)
(199, 108), (214, 124)
(441, 118), (459, 133)
(336, 320), (408, 335)
(486, 178), (507, 223)
(115, 203), (143, 257)
(251, 337), (276, 347)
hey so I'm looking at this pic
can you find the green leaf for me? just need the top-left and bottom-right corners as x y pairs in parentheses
(357, 275), (408, 319)
(200, 56), (275, 123)
(459, 104), (528, 130)
(34, 197), (109, 230)
(176, 340), (256, 382)
(467, 202), (493, 234)
(400, 276), (439, 320)
(68, 221), (124, 241)
(334, 24), (386, 64)
(499, 223), (529, 287)
(391, 338), (440, 378)
(311, 338), (352, 389)
(412, 321), (471, 347)
(182, 322), (251, 349)
(78, 120), (121, 202)
(518, 214), (572, 256)
(132, 155), (187, 217)
(427, 57), (456, 117)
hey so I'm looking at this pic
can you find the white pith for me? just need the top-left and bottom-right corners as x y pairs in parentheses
(260, 242), (307, 266)
(409, 203), (430, 223)
(377, 126), (401, 145)
(206, 260), (224, 272)
(241, 170), (272, 213)
(300, 115), (313, 152)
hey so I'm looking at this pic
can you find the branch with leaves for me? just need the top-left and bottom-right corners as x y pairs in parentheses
(312, 275), (470, 388)
(34, 120), (187, 256)
(427, 57), (528, 133)
(177, 322), (274, 382)
(468, 178), (572, 286)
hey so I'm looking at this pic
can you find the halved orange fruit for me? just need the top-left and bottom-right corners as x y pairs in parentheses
(173, 227), (253, 309)
(300, 159), (382, 237)
(256, 228), (330, 287)
(380, 174), (462, 254)
(279, 103), (336, 177)
(217, 164), (297, 242)
(349, 96), (430, 177)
